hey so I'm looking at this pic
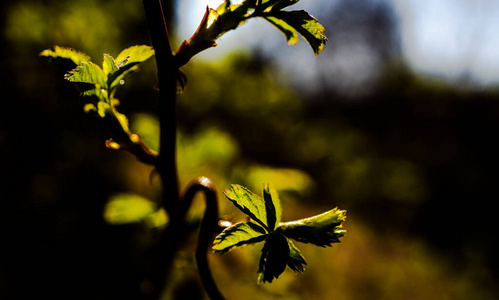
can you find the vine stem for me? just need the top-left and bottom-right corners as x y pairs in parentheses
(141, 0), (182, 298)
(182, 177), (225, 300)
(142, 0), (179, 211)
(141, 1), (224, 299)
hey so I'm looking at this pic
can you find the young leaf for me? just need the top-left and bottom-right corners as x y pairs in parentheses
(102, 54), (118, 76)
(286, 239), (307, 273)
(262, 183), (282, 231)
(224, 184), (270, 231)
(262, 16), (300, 45)
(212, 222), (267, 254)
(65, 61), (107, 89)
(108, 45), (154, 92)
(257, 232), (290, 283)
(115, 45), (155, 65)
(39, 46), (91, 71)
(215, 0), (231, 14)
(215, 183), (346, 284)
(276, 207), (346, 247)
(177, 0), (327, 64)
(265, 10), (327, 55)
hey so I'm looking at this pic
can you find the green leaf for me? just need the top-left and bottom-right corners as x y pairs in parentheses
(276, 207), (346, 247)
(65, 61), (107, 88)
(102, 53), (118, 76)
(179, 0), (326, 62)
(286, 239), (306, 273)
(108, 45), (154, 92)
(224, 184), (271, 231)
(257, 232), (289, 283)
(263, 16), (300, 45)
(115, 45), (155, 65)
(103, 193), (168, 228)
(262, 183), (282, 231)
(216, 0), (230, 14)
(217, 183), (346, 283)
(212, 222), (267, 254)
(39, 46), (91, 71)
(265, 10), (327, 55)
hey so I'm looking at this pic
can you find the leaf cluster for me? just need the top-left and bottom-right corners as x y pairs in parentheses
(176, 0), (327, 65)
(40, 46), (158, 163)
(213, 184), (346, 283)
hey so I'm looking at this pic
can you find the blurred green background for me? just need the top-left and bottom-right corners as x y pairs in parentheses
(1, 0), (499, 299)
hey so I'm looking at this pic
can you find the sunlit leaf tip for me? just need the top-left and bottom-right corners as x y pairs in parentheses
(265, 10), (327, 55)
(276, 207), (346, 247)
(40, 46), (91, 68)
